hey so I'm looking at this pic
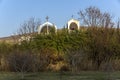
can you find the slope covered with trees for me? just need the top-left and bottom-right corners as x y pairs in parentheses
(0, 7), (120, 73)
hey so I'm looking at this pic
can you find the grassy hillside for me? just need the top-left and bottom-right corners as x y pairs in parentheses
(0, 27), (120, 72)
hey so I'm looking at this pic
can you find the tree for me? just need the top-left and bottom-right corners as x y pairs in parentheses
(7, 50), (36, 80)
(66, 49), (85, 72)
(78, 6), (114, 27)
(86, 27), (120, 70)
(18, 17), (41, 36)
(12, 17), (41, 43)
(117, 18), (120, 30)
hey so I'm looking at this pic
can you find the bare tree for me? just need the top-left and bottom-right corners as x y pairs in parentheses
(78, 6), (114, 27)
(18, 17), (41, 36)
(67, 49), (85, 73)
(7, 51), (36, 80)
(117, 18), (120, 29)
(11, 17), (41, 43)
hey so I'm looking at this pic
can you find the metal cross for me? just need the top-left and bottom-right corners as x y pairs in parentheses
(72, 15), (74, 18)
(46, 16), (49, 21)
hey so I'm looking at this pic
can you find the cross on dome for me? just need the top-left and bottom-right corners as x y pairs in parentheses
(71, 15), (74, 19)
(46, 16), (49, 22)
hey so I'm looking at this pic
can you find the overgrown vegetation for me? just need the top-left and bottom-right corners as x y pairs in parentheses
(0, 27), (120, 72)
(0, 6), (120, 79)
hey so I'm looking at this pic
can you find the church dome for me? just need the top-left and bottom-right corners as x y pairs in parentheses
(38, 21), (57, 34)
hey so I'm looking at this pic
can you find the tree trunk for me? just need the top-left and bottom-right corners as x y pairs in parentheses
(21, 71), (25, 80)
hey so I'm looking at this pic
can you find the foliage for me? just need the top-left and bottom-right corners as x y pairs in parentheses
(0, 27), (120, 72)
(0, 6), (120, 72)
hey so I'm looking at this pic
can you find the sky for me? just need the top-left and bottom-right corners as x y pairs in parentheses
(0, 0), (120, 37)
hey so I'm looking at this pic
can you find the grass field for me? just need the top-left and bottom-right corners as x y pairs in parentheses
(0, 71), (120, 80)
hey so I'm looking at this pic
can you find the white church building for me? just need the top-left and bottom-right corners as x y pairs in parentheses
(38, 16), (80, 34)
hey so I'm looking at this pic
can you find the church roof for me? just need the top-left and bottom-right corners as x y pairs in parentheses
(40, 22), (54, 27)
(68, 18), (79, 23)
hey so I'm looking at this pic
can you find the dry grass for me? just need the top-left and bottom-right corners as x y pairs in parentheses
(0, 71), (120, 80)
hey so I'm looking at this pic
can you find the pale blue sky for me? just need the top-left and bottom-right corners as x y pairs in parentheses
(0, 0), (120, 37)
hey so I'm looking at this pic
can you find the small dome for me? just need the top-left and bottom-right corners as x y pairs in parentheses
(38, 21), (57, 34)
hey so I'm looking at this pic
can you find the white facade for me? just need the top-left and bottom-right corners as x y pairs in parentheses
(38, 21), (57, 34)
(67, 19), (80, 31)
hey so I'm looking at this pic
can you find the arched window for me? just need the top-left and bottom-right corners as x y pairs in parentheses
(69, 22), (78, 30)
(41, 26), (55, 33)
